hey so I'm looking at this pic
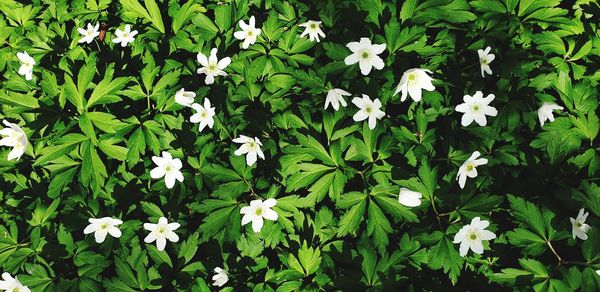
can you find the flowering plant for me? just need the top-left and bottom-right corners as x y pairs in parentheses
(0, 0), (599, 291)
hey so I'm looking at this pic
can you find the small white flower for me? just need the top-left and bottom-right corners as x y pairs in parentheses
(394, 68), (435, 103)
(0, 272), (30, 292)
(143, 217), (180, 251)
(537, 102), (564, 127)
(112, 24), (137, 47)
(344, 38), (386, 75)
(398, 188), (422, 207)
(455, 91), (498, 127)
(453, 217), (496, 257)
(240, 198), (278, 233)
(478, 46), (495, 77)
(83, 217), (123, 243)
(352, 94), (385, 130)
(233, 135), (265, 166)
(299, 20), (325, 42)
(174, 88), (196, 107)
(197, 48), (231, 85)
(17, 51), (35, 81)
(456, 151), (488, 189)
(78, 23), (100, 44)
(150, 151), (184, 189)
(597, 270), (600, 276)
(324, 88), (351, 111)
(570, 208), (591, 240)
(0, 120), (28, 161)
(234, 16), (261, 49)
(190, 98), (215, 132)
(212, 267), (229, 287)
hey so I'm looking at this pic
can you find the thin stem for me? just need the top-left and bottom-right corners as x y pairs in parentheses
(547, 241), (562, 266)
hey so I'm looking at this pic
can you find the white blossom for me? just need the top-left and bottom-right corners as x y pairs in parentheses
(455, 91), (497, 127)
(212, 267), (229, 287)
(324, 88), (351, 111)
(190, 98), (215, 132)
(456, 151), (488, 189)
(233, 135), (265, 166)
(570, 208), (591, 240)
(240, 199), (278, 233)
(78, 23), (100, 44)
(478, 46), (495, 77)
(398, 188), (422, 207)
(174, 88), (196, 107)
(0, 272), (30, 292)
(17, 51), (35, 80)
(394, 68), (435, 102)
(143, 217), (180, 251)
(0, 120), (28, 161)
(83, 217), (123, 243)
(197, 48), (231, 85)
(234, 16), (261, 49)
(352, 94), (385, 130)
(150, 151), (184, 189)
(537, 102), (564, 127)
(299, 20), (325, 42)
(112, 24), (137, 47)
(343, 38), (386, 75)
(453, 217), (496, 257)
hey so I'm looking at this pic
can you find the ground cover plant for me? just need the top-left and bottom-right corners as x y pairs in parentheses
(0, 0), (600, 291)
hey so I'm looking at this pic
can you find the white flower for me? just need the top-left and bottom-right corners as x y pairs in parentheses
(150, 151), (184, 189)
(78, 23), (100, 44)
(398, 188), (422, 207)
(240, 198), (278, 233)
(324, 88), (351, 111)
(352, 94), (385, 130)
(112, 24), (137, 47)
(456, 151), (488, 189)
(234, 16), (261, 49)
(0, 272), (30, 292)
(0, 120), (28, 161)
(394, 68), (435, 103)
(83, 217), (123, 243)
(233, 135), (265, 166)
(143, 217), (180, 251)
(17, 51), (35, 81)
(197, 48), (231, 85)
(455, 91), (498, 127)
(570, 208), (591, 240)
(453, 217), (496, 257)
(299, 20), (325, 42)
(343, 38), (386, 75)
(537, 102), (564, 127)
(174, 88), (196, 107)
(212, 267), (229, 287)
(190, 98), (215, 132)
(478, 46), (495, 77)
(597, 270), (600, 276)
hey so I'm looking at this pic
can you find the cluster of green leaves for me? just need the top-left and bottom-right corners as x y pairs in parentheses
(0, 0), (599, 291)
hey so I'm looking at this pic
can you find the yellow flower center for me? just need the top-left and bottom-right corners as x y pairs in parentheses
(466, 163), (475, 172)
(310, 23), (317, 29)
(158, 227), (166, 234)
(365, 106), (372, 113)
(469, 233), (477, 240)
(247, 30), (253, 36)
(361, 51), (369, 59)
(201, 112), (207, 118)
(576, 222), (582, 228)
(472, 104), (480, 112)
(255, 207), (263, 215)
(100, 223), (108, 230)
